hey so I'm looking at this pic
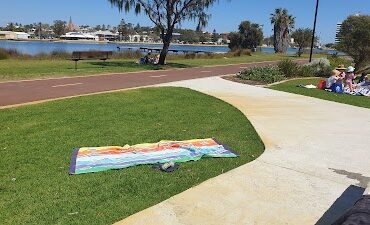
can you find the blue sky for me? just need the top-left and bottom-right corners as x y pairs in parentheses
(0, 0), (369, 43)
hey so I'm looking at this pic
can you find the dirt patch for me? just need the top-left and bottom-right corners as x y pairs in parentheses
(221, 75), (267, 86)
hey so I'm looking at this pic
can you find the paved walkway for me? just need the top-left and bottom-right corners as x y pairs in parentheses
(115, 77), (370, 225)
(0, 59), (308, 108)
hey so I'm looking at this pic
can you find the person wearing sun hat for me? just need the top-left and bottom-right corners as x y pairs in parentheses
(326, 69), (341, 89)
(335, 64), (347, 83)
(336, 64), (347, 71)
(345, 66), (357, 92)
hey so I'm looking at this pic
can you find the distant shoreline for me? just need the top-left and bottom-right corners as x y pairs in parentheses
(0, 39), (228, 47)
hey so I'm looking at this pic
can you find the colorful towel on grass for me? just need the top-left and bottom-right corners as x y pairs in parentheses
(69, 138), (238, 175)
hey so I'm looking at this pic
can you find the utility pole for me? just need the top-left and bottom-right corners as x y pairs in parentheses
(309, 0), (320, 62)
(39, 22), (42, 40)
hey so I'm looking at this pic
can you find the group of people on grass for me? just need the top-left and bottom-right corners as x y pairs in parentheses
(138, 52), (160, 65)
(322, 65), (370, 96)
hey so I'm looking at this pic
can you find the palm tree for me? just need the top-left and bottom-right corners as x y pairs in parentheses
(270, 8), (295, 53)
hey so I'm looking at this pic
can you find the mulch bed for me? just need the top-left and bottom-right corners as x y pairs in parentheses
(221, 75), (267, 86)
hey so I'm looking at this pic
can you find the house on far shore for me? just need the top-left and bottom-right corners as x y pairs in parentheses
(0, 31), (30, 40)
(60, 32), (97, 41)
(93, 30), (118, 41)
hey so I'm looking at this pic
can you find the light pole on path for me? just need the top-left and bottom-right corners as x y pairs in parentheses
(309, 0), (320, 62)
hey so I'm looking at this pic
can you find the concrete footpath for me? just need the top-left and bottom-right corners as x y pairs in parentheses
(115, 77), (370, 225)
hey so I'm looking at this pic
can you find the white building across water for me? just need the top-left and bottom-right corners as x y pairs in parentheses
(0, 31), (30, 40)
(60, 32), (97, 41)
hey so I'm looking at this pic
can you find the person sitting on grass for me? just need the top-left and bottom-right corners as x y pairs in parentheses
(345, 66), (357, 92)
(335, 64), (347, 84)
(358, 73), (368, 83)
(326, 70), (341, 89)
(358, 74), (370, 86)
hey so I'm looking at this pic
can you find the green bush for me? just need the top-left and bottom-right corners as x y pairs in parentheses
(237, 66), (285, 83)
(298, 65), (316, 77)
(227, 49), (252, 57)
(327, 55), (352, 69)
(278, 59), (299, 77)
(0, 49), (9, 60)
(313, 64), (332, 77)
(184, 53), (196, 59)
(307, 58), (332, 77)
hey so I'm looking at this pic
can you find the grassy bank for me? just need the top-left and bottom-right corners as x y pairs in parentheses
(0, 53), (306, 81)
(270, 78), (370, 109)
(0, 87), (264, 225)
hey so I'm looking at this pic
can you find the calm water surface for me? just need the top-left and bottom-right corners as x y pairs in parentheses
(0, 40), (339, 55)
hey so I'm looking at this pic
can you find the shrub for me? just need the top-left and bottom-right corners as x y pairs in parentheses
(0, 49), (9, 60)
(277, 59), (299, 77)
(327, 55), (352, 69)
(237, 66), (285, 83)
(298, 65), (316, 77)
(0, 48), (27, 59)
(307, 58), (332, 77)
(307, 58), (330, 67)
(184, 53), (196, 59)
(227, 49), (252, 57)
(313, 64), (332, 77)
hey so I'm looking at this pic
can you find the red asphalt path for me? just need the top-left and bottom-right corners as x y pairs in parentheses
(0, 59), (308, 108)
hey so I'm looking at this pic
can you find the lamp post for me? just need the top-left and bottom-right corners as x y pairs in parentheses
(309, 0), (320, 62)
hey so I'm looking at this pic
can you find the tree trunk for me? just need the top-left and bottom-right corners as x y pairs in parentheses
(298, 46), (303, 57)
(159, 39), (170, 65)
(274, 26), (289, 54)
(159, 30), (173, 65)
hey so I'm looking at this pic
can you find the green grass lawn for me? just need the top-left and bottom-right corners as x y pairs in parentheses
(0, 53), (308, 81)
(270, 78), (370, 109)
(0, 87), (264, 225)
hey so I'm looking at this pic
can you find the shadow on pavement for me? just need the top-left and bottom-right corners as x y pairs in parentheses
(315, 185), (365, 225)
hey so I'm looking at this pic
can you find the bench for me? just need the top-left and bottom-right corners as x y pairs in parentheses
(70, 51), (113, 70)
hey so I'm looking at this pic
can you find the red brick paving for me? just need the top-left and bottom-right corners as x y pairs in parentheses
(0, 59), (308, 108)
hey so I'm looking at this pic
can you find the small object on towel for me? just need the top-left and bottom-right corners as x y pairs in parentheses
(152, 162), (179, 173)
(297, 84), (317, 89)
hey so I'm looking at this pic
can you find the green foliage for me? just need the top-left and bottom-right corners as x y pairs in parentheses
(228, 20), (263, 51)
(108, 0), (220, 65)
(177, 29), (201, 43)
(307, 58), (332, 77)
(291, 28), (316, 57)
(238, 66), (285, 83)
(228, 49), (252, 57)
(277, 58), (332, 78)
(52, 20), (67, 37)
(0, 49), (9, 60)
(298, 65), (317, 77)
(278, 59), (299, 77)
(0, 48), (26, 60)
(270, 8), (295, 53)
(327, 55), (352, 69)
(337, 15), (370, 69)
(325, 43), (336, 48)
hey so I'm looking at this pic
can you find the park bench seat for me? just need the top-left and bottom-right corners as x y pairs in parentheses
(69, 51), (113, 70)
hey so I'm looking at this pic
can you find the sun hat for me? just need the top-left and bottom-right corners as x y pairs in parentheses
(336, 64), (346, 70)
(347, 66), (355, 73)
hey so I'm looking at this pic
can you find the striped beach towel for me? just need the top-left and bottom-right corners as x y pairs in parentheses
(69, 138), (238, 175)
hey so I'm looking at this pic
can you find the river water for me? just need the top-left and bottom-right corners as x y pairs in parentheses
(0, 40), (338, 55)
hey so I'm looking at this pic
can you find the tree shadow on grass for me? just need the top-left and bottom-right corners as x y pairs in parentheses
(88, 61), (191, 70)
